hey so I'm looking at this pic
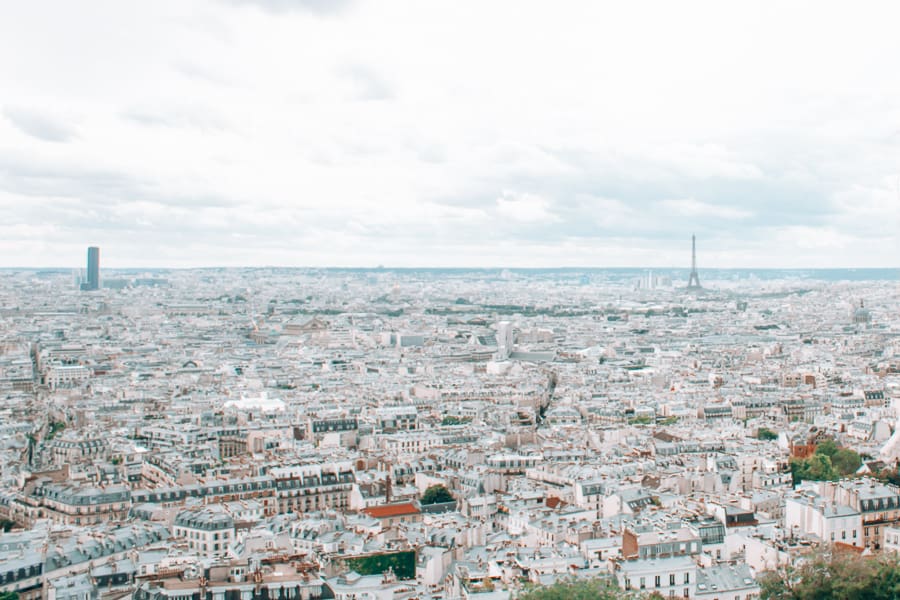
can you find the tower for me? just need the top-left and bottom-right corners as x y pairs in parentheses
(82, 246), (100, 291)
(497, 321), (513, 360)
(687, 235), (701, 290)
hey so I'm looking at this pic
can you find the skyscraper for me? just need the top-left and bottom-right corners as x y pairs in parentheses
(82, 246), (100, 291)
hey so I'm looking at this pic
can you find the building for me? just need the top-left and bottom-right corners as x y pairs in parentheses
(172, 506), (235, 558)
(362, 502), (423, 528)
(135, 558), (326, 600)
(617, 555), (696, 597)
(695, 564), (760, 600)
(81, 246), (100, 291)
(497, 321), (514, 360)
(622, 525), (701, 560)
(818, 479), (900, 550)
(785, 491), (862, 547)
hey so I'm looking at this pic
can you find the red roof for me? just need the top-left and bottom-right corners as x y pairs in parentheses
(362, 502), (421, 519)
(834, 541), (865, 554)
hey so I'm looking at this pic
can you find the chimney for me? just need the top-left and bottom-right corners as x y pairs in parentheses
(385, 472), (392, 504)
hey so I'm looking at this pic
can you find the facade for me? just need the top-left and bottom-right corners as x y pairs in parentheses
(617, 555), (696, 597)
(172, 506), (235, 558)
(785, 492), (862, 547)
(818, 479), (900, 550)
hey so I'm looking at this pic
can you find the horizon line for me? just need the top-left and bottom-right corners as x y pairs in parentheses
(3, 265), (900, 271)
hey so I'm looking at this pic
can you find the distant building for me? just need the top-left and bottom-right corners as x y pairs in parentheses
(497, 321), (514, 360)
(81, 246), (100, 291)
(853, 299), (872, 327)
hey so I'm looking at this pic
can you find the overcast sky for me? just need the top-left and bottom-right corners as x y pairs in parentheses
(1, 1), (899, 269)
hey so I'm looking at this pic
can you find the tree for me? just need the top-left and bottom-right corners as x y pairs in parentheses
(759, 550), (900, 599)
(0, 592), (19, 600)
(790, 453), (837, 484)
(758, 428), (778, 441)
(517, 578), (636, 600)
(831, 448), (862, 476)
(421, 485), (454, 505)
(877, 467), (900, 487)
(815, 439), (839, 458)
(790, 440), (863, 485)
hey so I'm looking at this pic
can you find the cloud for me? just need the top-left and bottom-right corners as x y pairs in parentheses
(122, 106), (230, 132)
(221, 0), (355, 15)
(0, 2), (898, 267)
(0, 154), (235, 211)
(496, 191), (559, 224)
(657, 198), (753, 220)
(339, 64), (394, 101)
(3, 106), (77, 142)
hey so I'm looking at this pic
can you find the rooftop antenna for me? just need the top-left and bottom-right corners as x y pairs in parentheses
(687, 234), (702, 290)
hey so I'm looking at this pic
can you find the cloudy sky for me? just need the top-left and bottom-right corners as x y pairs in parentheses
(1, 1), (899, 268)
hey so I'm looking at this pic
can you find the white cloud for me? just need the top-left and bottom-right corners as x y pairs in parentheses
(0, 0), (898, 267)
(495, 191), (559, 224)
(658, 199), (753, 220)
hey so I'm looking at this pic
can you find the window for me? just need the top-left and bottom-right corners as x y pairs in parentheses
(842, 530), (846, 540)
(655, 575), (661, 587)
(640, 577), (646, 589)
(684, 573), (690, 584)
(670, 574), (676, 585)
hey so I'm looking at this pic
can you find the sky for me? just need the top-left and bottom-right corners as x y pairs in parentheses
(1, 1), (899, 269)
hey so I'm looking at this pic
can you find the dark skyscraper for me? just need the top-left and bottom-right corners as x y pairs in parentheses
(83, 246), (100, 291)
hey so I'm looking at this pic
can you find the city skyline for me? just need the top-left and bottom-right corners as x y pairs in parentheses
(1, 1), (900, 269)
(6, 4), (900, 596)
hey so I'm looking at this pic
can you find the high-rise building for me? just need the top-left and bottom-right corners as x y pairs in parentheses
(82, 246), (100, 291)
(497, 321), (514, 360)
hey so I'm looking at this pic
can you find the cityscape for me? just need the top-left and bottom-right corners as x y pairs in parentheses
(0, 243), (899, 599)
(3, 2), (900, 599)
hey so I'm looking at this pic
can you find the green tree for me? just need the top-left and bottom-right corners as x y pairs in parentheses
(877, 467), (900, 487)
(0, 592), (19, 600)
(790, 453), (837, 484)
(831, 448), (862, 477)
(46, 420), (66, 440)
(790, 440), (865, 485)
(758, 428), (778, 441)
(518, 578), (635, 600)
(759, 550), (900, 599)
(815, 439), (839, 458)
(421, 485), (454, 505)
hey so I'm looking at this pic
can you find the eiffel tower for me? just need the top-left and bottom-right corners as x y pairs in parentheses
(687, 234), (702, 290)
